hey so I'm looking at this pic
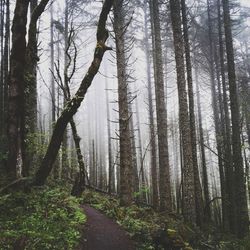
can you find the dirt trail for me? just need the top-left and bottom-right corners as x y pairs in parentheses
(80, 205), (136, 250)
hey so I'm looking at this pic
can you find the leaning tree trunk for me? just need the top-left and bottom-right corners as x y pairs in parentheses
(222, 0), (249, 237)
(70, 119), (85, 196)
(33, 0), (114, 186)
(58, 48), (86, 194)
(169, 0), (196, 224)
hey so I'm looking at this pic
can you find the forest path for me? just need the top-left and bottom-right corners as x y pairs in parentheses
(79, 205), (136, 250)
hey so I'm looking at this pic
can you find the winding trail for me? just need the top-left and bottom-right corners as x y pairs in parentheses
(80, 205), (136, 250)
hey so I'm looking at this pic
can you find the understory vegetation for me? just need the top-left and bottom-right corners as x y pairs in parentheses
(81, 190), (250, 250)
(0, 186), (86, 250)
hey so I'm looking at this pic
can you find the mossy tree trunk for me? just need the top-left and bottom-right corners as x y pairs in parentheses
(23, 0), (50, 177)
(7, 0), (29, 182)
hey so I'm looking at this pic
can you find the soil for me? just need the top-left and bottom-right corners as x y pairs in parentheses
(79, 205), (136, 250)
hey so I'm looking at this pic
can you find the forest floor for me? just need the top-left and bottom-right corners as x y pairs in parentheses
(80, 205), (136, 250)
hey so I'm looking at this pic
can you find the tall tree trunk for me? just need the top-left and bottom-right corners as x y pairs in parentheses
(49, 3), (60, 180)
(169, 0), (196, 224)
(105, 74), (114, 194)
(70, 119), (85, 195)
(0, 0), (4, 152)
(22, 0), (49, 176)
(50, 3), (56, 131)
(22, 0), (37, 176)
(222, 0), (249, 237)
(181, 0), (204, 226)
(217, 0), (232, 231)
(206, 0), (232, 232)
(113, 0), (133, 206)
(62, 0), (69, 180)
(150, 0), (172, 212)
(0, 0), (9, 185)
(135, 93), (146, 202)
(195, 68), (211, 222)
(92, 139), (97, 187)
(129, 106), (140, 194)
(7, 0), (29, 182)
(143, 0), (158, 209)
(3, 0), (10, 140)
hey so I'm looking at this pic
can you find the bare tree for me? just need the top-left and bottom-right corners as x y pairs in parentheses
(33, 0), (114, 186)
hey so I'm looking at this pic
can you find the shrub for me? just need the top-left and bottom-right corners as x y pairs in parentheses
(0, 187), (86, 249)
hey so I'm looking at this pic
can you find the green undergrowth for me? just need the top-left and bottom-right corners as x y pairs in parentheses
(0, 186), (86, 249)
(81, 190), (250, 250)
(81, 190), (198, 250)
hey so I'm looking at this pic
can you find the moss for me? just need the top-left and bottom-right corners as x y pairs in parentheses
(0, 186), (86, 249)
(82, 190), (250, 249)
(82, 190), (198, 249)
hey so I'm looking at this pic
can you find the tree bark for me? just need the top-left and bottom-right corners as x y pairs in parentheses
(169, 0), (196, 224)
(0, 0), (9, 185)
(113, 0), (134, 206)
(206, 0), (232, 232)
(105, 74), (114, 194)
(0, 0), (4, 153)
(150, 0), (172, 212)
(216, 0), (233, 232)
(222, 0), (249, 237)
(181, 0), (204, 226)
(129, 104), (140, 194)
(22, 0), (49, 177)
(135, 93), (146, 202)
(7, 0), (29, 181)
(195, 68), (211, 222)
(61, 0), (69, 180)
(143, 0), (159, 209)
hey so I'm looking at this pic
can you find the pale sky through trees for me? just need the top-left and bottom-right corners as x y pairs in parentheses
(36, 0), (250, 182)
